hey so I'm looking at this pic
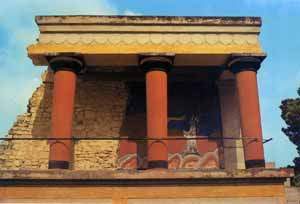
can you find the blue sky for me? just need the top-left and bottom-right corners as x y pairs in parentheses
(0, 0), (299, 167)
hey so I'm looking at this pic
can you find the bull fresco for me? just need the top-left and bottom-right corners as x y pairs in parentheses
(118, 82), (223, 169)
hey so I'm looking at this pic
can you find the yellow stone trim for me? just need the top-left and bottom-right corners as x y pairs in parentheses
(28, 43), (262, 56)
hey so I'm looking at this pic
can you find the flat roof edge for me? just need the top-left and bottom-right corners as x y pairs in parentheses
(35, 15), (262, 26)
(0, 168), (293, 181)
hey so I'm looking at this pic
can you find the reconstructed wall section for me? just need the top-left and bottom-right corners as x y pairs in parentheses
(0, 70), (245, 171)
(0, 71), (128, 170)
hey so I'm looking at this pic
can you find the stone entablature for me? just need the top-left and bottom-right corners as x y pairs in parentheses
(28, 16), (264, 67)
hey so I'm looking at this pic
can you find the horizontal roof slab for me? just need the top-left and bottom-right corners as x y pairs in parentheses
(35, 15), (262, 26)
(28, 16), (265, 68)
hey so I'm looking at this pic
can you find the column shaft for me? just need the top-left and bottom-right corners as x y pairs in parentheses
(48, 57), (82, 169)
(146, 70), (168, 169)
(49, 70), (76, 169)
(235, 70), (265, 168)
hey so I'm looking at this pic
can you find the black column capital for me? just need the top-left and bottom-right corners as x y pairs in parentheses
(245, 159), (265, 169)
(228, 56), (265, 74)
(139, 54), (174, 72)
(49, 56), (84, 74)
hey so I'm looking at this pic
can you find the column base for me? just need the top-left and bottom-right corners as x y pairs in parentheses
(48, 160), (70, 169)
(245, 159), (265, 169)
(148, 160), (168, 169)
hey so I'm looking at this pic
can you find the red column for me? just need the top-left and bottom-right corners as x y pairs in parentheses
(229, 57), (265, 168)
(48, 57), (83, 169)
(140, 56), (173, 169)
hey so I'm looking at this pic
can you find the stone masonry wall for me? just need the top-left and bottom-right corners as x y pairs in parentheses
(0, 70), (128, 170)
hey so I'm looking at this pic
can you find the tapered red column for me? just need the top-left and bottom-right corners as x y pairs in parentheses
(48, 57), (83, 169)
(229, 56), (265, 168)
(140, 56), (173, 169)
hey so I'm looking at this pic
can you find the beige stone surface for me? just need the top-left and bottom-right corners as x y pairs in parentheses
(286, 187), (300, 204)
(0, 71), (128, 170)
(217, 78), (245, 170)
(0, 168), (294, 180)
(38, 33), (260, 46)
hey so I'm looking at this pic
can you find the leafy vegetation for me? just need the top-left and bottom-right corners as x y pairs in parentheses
(280, 87), (300, 186)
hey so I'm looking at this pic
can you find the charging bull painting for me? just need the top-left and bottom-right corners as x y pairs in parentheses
(118, 82), (223, 169)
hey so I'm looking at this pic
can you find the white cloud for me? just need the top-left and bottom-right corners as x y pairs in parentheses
(123, 9), (142, 16)
(0, 0), (117, 43)
(0, 0), (118, 135)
